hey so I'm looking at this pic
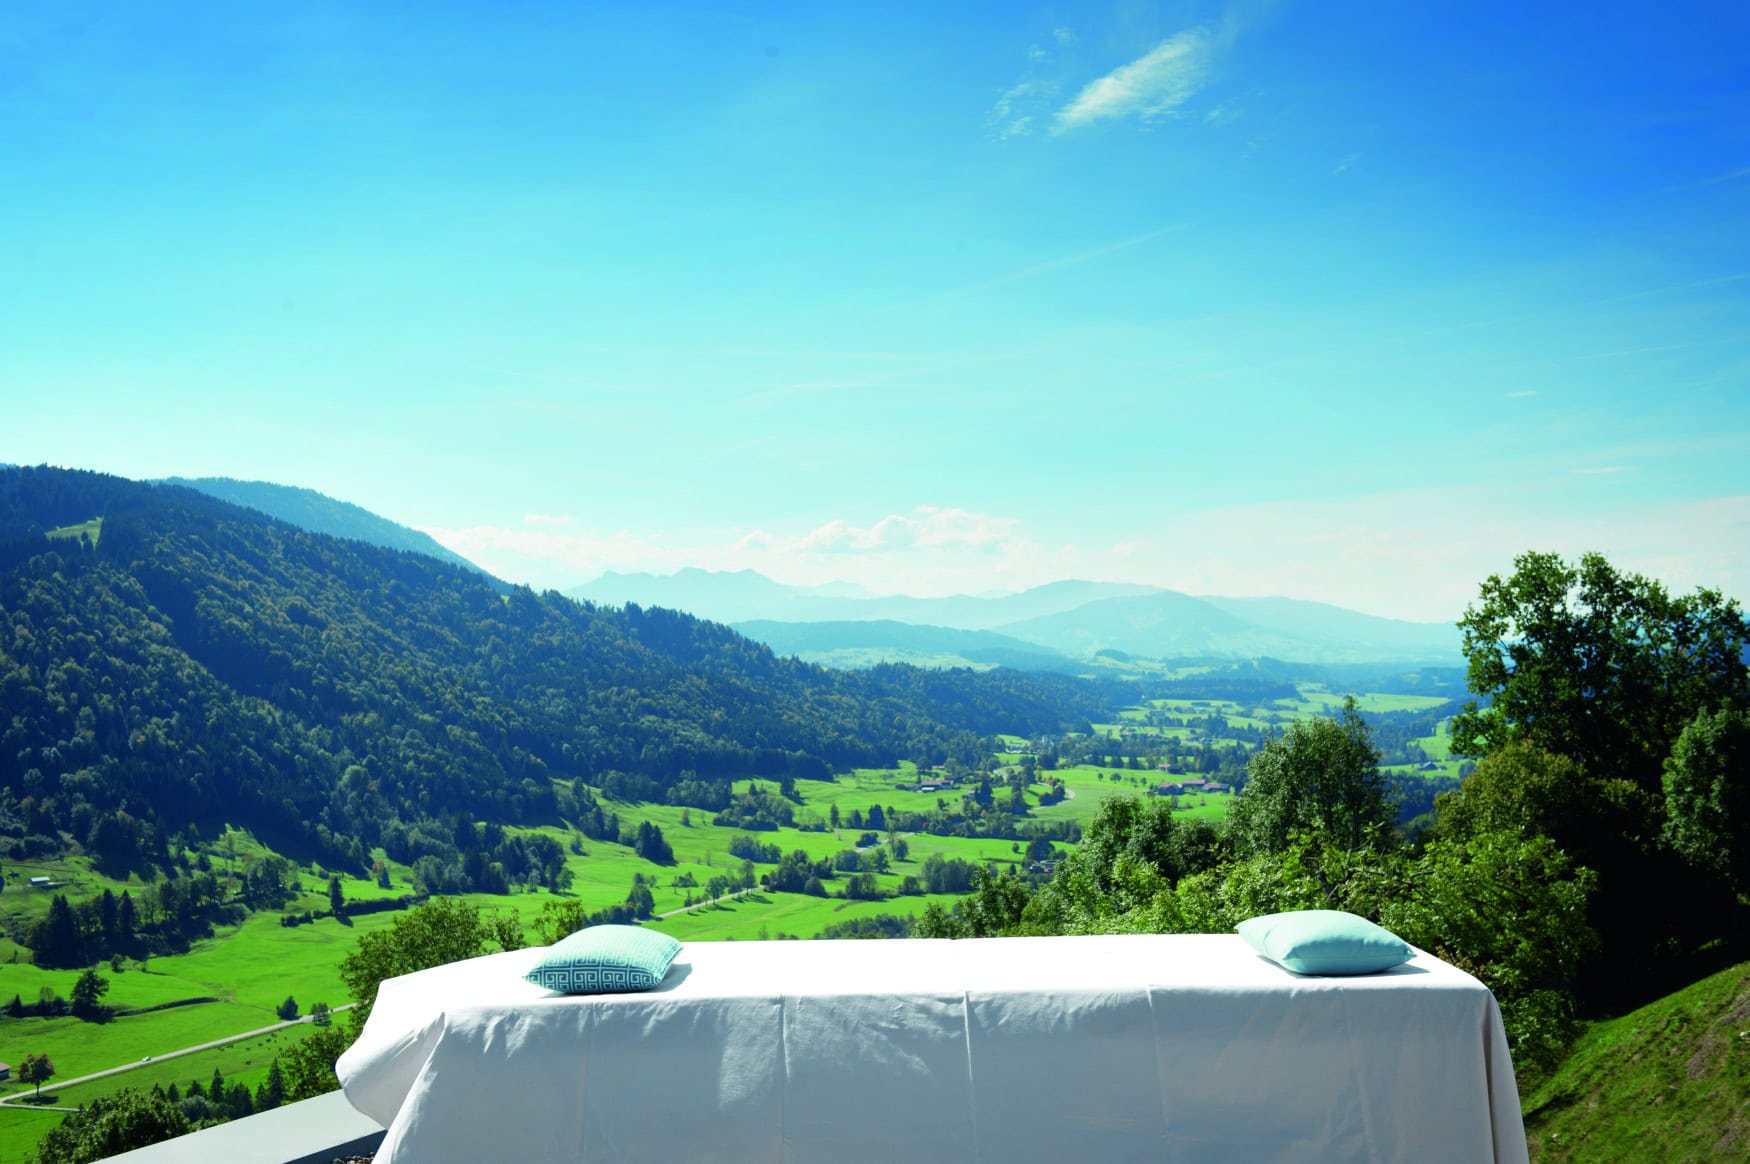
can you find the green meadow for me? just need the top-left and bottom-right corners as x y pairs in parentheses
(43, 518), (102, 548)
(0, 1107), (63, 1164)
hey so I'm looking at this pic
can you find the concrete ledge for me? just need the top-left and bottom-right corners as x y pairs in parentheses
(101, 1091), (384, 1164)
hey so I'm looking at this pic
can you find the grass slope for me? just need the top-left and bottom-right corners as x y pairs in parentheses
(1523, 960), (1749, 1162)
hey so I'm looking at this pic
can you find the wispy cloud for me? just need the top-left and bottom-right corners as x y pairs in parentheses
(935, 224), (1186, 299)
(1053, 26), (1219, 133)
(523, 513), (574, 527)
(1654, 165), (1750, 196)
(990, 78), (1057, 139)
(1572, 466), (1631, 475)
(1504, 390), (1539, 398)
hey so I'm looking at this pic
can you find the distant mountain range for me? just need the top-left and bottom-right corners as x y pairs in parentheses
(577, 568), (1461, 668)
(570, 570), (1159, 628)
(158, 477), (502, 586)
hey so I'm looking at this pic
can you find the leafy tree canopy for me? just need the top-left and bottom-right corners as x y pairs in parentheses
(1226, 696), (1394, 857)
(1452, 550), (1748, 801)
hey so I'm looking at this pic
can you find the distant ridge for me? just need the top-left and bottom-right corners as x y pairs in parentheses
(997, 592), (1460, 664)
(573, 568), (1461, 667)
(569, 570), (1159, 628)
(159, 477), (502, 586)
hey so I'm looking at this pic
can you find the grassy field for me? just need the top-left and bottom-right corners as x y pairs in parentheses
(1521, 960), (1750, 1162)
(1027, 764), (1234, 827)
(43, 518), (101, 548)
(1416, 718), (1454, 760)
(0, 1106), (64, 1164)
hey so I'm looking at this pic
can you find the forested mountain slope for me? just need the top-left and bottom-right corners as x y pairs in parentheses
(0, 467), (1107, 875)
(158, 476), (499, 585)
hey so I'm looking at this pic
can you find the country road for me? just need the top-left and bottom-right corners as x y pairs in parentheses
(0, 1004), (357, 1111)
(651, 887), (753, 919)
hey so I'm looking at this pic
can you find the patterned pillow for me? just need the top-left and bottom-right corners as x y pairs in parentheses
(524, 925), (682, 994)
(1236, 909), (1413, 976)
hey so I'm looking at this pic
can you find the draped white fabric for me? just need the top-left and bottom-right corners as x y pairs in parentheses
(337, 934), (1528, 1164)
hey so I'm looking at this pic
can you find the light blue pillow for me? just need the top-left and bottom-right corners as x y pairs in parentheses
(524, 925), (682, 994)
(1236, 909), (1412, 976)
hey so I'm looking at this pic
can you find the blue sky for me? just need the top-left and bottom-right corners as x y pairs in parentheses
(4, 0), (1747, 620)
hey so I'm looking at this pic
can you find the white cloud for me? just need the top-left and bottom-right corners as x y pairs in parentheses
(1053, 26), (1216, 133)
(989, 77), (1057, 139)
(792, 507), (1021, 555)
(522, 513), (574, 527)
(1052, 27), (1077, 46)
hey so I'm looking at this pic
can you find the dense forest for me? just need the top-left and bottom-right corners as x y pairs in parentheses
(0, 467), (1110, 882)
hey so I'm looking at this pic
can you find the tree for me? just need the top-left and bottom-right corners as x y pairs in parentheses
(1378, 832), (1599, 1076)
(1434, 742), (1611, 844)
(31, 1087), (190, 1163)
(20, 1052), (55, 1099)
(28, 895), (83, 967)
(339, 896), (491, 1023)
(255, 1059), (288, 1112)
(70, 969), (110, 1019)
(328, 875), (345, 917)
(1453, 551), (1749, 802)
(276, 996), (300, 1021)
(310, 1001), (332, 1027)
(1226, 698), (1393, 858)
(1451, 551), (1750, 1003)
(1662, 706), (1750, 894)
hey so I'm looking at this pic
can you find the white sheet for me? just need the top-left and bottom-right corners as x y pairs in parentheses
(337, 934), (1528, 1164)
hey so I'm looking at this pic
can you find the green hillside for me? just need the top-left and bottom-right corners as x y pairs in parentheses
(1523, 960), (1750, 1162)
